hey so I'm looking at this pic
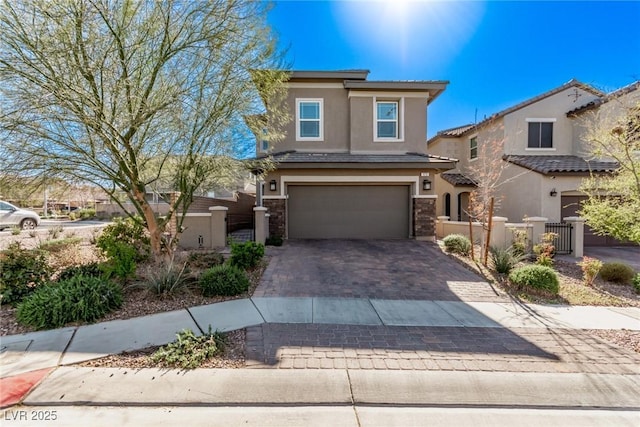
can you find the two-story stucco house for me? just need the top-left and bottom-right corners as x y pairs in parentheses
(255, 70), (456, 240)
(428, 79), (639, 245)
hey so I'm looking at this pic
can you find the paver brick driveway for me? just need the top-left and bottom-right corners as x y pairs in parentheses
(255, 240), (509, 302)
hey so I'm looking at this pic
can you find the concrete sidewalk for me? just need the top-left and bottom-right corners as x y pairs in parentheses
(2, 297), (639, 378)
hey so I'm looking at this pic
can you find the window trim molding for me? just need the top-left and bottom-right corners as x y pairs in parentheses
(469, 134), (478, 161)
(296, 98), (324, 141)
(526, 118), (556, 149)
(373, 97), (404, 142)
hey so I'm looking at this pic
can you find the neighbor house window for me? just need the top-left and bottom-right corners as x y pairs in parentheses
(376, 101), (398, 139)
(296, 99), (323, 140)
(469, 136), (478, 159)
(527, 120), (554, 148)
(260, 128), (269, 152)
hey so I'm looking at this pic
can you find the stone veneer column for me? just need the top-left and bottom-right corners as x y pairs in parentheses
(413, 197), (436, 241)
(262, 198), (286, 239)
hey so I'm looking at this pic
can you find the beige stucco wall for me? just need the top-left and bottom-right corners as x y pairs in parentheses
(503, 87), (600, 156)
(271, 86), (350, 153)
(262, 167), (440, 198)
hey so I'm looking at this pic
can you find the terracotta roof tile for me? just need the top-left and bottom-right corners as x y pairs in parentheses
(566, 81), (640, 117)
(503, 155), (618, 175)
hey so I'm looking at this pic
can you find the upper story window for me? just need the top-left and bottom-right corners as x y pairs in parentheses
(469, 136), (478, 159)
(376, 101), (398, 139)
(260, 128), (269, 152)
(527, 119), (555, 149)
(296, 98), (323, 141)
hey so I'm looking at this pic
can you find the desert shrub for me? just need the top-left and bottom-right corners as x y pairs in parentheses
(48, 225), (64, 239)
(509, 265), (559, 295)
(38, 237), (83, 253)
(265, 236), (283, 246)
(599, 262), (635, 284)
(100, 242), (138, 282)
(10, 226), (21, 235)
(442, 234), (471, 256)
(578, 256), (603, 286)
(228, 241), (265, 270)
(16, 275), (122, 329)
(633, 274), (640, 294)
(151, 327), (226, 369)
(68, 212), (77, 220)
(510, 228), (529, 257)
(0, 243), (51, 305)
(57, 262), (104, 282)
(490, 246), (521, 274)
(533, 232), (557, 266)
(78, 208), (96, 220)
(96, 217), (150, 262)
(146, 261), (188, 297)
(199, 264), (249, 297)
(187, 251), (224, 270)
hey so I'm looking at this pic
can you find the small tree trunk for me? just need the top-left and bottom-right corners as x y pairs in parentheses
(483, 197), (495, 267)
(468, 216), (475, 261)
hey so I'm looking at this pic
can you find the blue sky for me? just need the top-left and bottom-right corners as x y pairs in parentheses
(267, 1), (640, 137)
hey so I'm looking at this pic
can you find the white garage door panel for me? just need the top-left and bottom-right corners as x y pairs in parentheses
(288, 185), (409, 239)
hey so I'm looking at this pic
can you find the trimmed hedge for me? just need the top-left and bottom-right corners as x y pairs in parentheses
(199, 264), (250, 297)
(228, 241), (265, 270)
(509, 265), (559, 295)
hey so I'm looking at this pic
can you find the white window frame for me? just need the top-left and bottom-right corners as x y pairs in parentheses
(374, 97), (404, 142)
(525, 118), (556, 151)
(296, 98), (323, 141)
(260, 127), (269, 152)
(469, 135), (478, 160)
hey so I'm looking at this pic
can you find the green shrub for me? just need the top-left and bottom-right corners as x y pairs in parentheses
(442, 234), (471, 256)
(96, 217), (150, 262)
(533, 232), (557, 266)
(509, 265), (559, 295)
(599, 262), (635, 284)
(0, 243), (51, 305)
(16, 276), (123, 329)
(633, 274), (640, 294)
(10, 226), (21, 235)
(510, 229), (529, 257)
(78, 208), (96, 220)
(187, 251), (224, 270)
(151, 327), (226, 369)
(265, 236), (283, 246)
(57, 262), (104, 282)
(199, 264), (249, 296)
(146, 261), (188, 296)
(490, 246), (521, 274)
(228, 241), (265, 270)
(100, 242), (138, 282)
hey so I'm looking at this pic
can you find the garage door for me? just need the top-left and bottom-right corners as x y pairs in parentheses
(288, 185), (410, 239)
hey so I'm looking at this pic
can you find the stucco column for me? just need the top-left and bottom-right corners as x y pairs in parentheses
(563, 216), (585, 258)
(524, 217), (548, 246)
(436, 216), (449, 239)
(490, 216), (508, 249)
(209, 206), (228, 248)
(253, 207), (268, 245)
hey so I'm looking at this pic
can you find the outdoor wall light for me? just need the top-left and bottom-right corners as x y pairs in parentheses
(269, 180), (277, 192)
(549, 188), (557, 197)
(422, 179), (432, 191)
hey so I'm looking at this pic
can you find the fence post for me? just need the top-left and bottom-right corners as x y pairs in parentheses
(209, 206), (228, 248)
(563, 216), (585, 258)
(253, 206), (268, 245)
(490, 216), (508, 249)
(436, 216), (449, 239)
(524, 217), (548, 246)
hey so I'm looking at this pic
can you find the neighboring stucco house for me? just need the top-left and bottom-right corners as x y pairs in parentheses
(428, 79), (639, 245)
(254, 70), (456, 240)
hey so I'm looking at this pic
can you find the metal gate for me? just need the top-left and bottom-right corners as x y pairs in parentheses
(545, 222), (573, 255)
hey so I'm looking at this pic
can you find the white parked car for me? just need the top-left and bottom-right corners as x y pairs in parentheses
(0, 200), (41, 230)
